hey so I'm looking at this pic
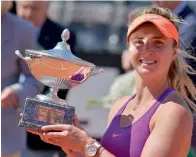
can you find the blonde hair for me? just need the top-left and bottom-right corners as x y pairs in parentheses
(128, 7), (196, 111)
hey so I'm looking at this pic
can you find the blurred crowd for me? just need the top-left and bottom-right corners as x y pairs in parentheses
(1, 1), (196, 157)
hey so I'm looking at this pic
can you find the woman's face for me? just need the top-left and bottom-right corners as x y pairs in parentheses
(128, 23), (176, 79)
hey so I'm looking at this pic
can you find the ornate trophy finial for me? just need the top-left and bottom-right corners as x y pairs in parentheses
(61, 29), (70, 43)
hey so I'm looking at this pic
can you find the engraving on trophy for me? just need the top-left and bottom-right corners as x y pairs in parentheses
(34, 105), (65, 124)
(19, 97), (75, 130)
(15, 29), (103, 130)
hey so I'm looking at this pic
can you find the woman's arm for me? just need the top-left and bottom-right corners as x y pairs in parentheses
(141, 102), (193, 157)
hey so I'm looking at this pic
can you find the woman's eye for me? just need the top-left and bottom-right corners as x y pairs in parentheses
(153, 40), (164, 47)
(134, 41), (143, 46)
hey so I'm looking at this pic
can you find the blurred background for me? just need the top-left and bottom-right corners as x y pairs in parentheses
(43, 1), (196, 54)
(39, 1), (196, 54)
(2, 1), (196, 157)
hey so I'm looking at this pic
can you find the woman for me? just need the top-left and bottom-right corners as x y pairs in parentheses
(28, 7), (196, 157)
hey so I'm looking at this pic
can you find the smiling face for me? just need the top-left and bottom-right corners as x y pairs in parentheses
(128, 23), (176, 79)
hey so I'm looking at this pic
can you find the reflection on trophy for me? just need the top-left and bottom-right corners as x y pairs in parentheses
(15, 29), (103, 130)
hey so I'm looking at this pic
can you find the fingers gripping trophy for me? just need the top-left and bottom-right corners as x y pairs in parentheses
(15, 29), (103, 130)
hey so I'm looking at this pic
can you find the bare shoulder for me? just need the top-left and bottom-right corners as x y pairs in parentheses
(107, 96), (130, 127)
(154, 91), (193, 130)
(142, 92), (194, 157)
(160, 91), (192, 116)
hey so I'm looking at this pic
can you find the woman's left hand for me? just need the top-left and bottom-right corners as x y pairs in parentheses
(40, 124), (90, 152)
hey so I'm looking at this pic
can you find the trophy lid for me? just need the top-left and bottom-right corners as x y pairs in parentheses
(25, 29), (95, 67)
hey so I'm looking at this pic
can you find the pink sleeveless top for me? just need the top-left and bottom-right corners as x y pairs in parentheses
(101, 87), (175, 157)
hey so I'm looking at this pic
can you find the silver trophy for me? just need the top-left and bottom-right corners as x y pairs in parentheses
(15, 29), (103, 130)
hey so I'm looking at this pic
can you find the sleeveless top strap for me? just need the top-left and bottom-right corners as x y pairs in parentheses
(156, 87), (175, 104)
(144, 87), (176, 118)
(115, 87), (175, 117)
(116, 94), (136, 116)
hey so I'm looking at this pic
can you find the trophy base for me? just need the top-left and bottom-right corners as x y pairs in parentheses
(19, 97), (75, 130)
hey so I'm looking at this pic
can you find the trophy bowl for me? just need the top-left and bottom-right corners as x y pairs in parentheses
(15, 29), (103, 130)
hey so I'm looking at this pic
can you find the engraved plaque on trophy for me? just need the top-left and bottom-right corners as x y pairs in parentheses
(15, 29), (103, 130)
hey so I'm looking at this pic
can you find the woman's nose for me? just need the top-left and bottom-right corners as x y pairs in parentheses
(141, 44), (154, 55)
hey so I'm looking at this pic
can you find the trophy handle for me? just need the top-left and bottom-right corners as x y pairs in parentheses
(90, 69), (104, 76)
(15, 50), (31, 61)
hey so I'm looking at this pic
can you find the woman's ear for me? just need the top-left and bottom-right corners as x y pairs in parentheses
(172, 47), (177, 61)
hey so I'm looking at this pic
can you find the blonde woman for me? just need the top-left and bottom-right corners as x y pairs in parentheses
(28, 7), (196, 157)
